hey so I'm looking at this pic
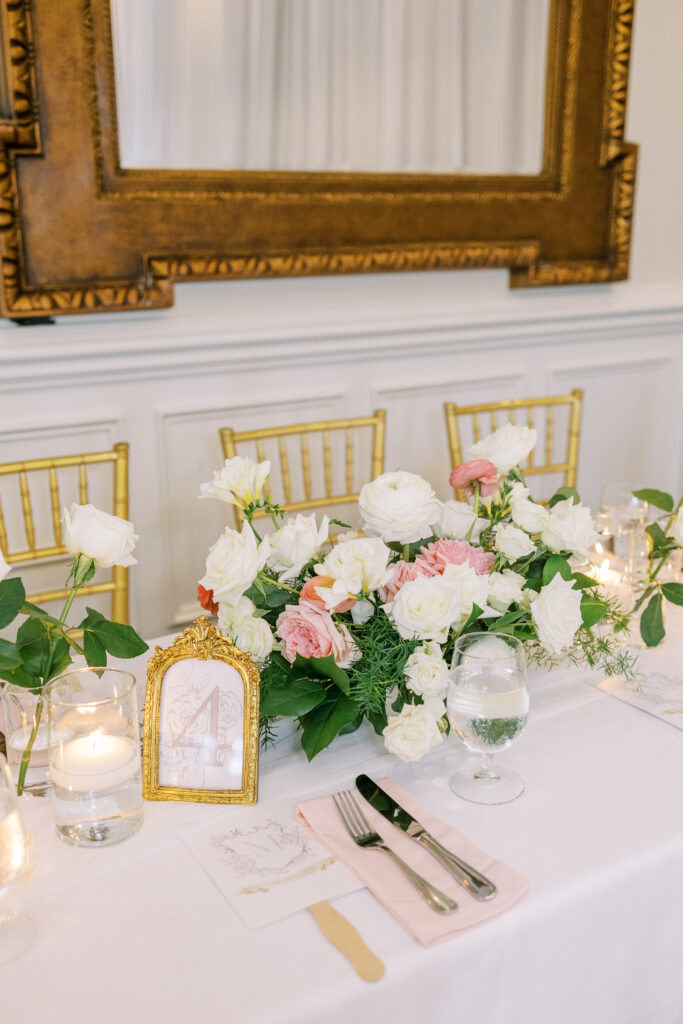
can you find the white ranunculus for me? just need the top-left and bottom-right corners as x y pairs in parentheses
(508, 483), (550, 534)
(267, 514), (329, 582)
(0, 550), (9, 580)
(404, 641), (450, 700)
(200, 522), (270, 604)
(63, 503), (138, 568)
(199, 456), (271, 507)
(433, 499), (488, 542)
(359, 471), (440, 544)
(540, 499), (598, 557)
(494, 523), (535, 561)
(670, 507), (683, 547)
(487, 569), (526, 612)
(469, 423), (537, 475)
(441, 562), (497, 625)
(382, 704), (443, 762)
(385, 575), (462, 643)
(530, 574), (583, 655)
(315, 537), (393, 608)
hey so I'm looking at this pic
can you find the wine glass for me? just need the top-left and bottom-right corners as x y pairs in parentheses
(447, 633), (529, 805)
(0, 752), (35, 964)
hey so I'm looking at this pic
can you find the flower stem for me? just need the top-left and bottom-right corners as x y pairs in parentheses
(403, 543), (410, 561)
(16, 696), (43, 796)
(258, 572), (298, 595)
(465, 483), (481, 543)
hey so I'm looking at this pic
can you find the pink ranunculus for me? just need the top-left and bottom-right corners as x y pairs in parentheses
(379, 559), (436, 603)
(299, 575), (356, 614)
(449, 459), (500, 497)
(197, 584), (218, 615)
(419, 539), (494, 576)
(276, 603), (359, 668)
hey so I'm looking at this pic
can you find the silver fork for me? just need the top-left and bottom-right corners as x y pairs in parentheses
(333, 790), (458, 915)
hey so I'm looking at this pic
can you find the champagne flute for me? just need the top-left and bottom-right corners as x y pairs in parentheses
(0, 753), (34, 964)
(447, 633), (529, 805)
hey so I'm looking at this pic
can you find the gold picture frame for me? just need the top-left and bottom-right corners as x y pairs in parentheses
(143, 617), (260, 805)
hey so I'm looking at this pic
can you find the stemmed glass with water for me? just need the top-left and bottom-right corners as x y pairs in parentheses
(447, 632), (529, 805)
(0, 752), (34, 964)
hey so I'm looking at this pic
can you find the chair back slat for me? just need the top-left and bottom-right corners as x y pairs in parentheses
(300, 435), (312, 502)
(48, 468), (62, 546)
(322, 431), (333, 498)
(278, 437), (293, 505)
(78, 463), (89, 505)
(444, 392), (584, 502)
(18, 472), (36, 551)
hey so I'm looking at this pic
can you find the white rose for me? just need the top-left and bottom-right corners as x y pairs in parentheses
(508, 483), (549, 534)
(0, 550), (9, 580)
(200, 522), (270, 604)
(670, 507), (683, 547)
(63, 503), (138, 568)
(540, 499), (598, 557)
(382, 704), (443, 762)
(469, 423), (537, 475)
(404, 641), (450, 699)
(359, 471), (440, 544)
(494, 523), (535, 561)
(315, 537), (393, 608)
(385, 575), (462, 643)
(530, 574), (583, 655)
(442, 562), (497, 625)
(422, 696), (447, 722)
(199, 456), (270, 507)
(487, 569), (526, 611)
(217, 596), (274, 663)
(433, 499), (488, 542)
(267, 514), (329, 581)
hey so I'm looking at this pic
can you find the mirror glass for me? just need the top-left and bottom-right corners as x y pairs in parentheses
(111, 0), (550, 175)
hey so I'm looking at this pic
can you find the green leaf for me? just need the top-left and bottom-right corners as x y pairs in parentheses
(571, 572), (601, 590)
(81, 608), (148, 658)
(16, 617), (51, 677)
(367, 705), (388, 735)
(0, 577), (26, 629)
(662, 583), (683, 607)
(299, 690), (359, 760)
(293, 653), (350, 694)
(329, 518), (351, 530)
(338, 711), (364, 736)
(19, 601), (60, 624)
(0, 664), (42, 688)
(633, 489), (674, 512)
(580, 595), (608, 628)
(265, 588), (291, 610)
(645, 522), (667, 551)
(260, 676), (326, 717)
(549, 486), (580, 508)
(640, 593), (665, 647)
(83, 629), (107, 669)
(45, 636), (72, 682)
(0, 638), (22, 670)
(542, 555), (572, 585)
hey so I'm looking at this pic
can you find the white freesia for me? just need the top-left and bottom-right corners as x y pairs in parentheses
(670, 507), (683, 547)
(315, 537), (393, 609)
(63, 503), (138, 568)
(442, 563), (498, 625)
(200, 522), (270, 604)
(217, 596), (275, 663)
(199, 456), (270, 508)
(267, 513), (329, 581)
(469, 423), (537, 475)
(487, 569), (526, 611)
(494, 522), (535, 561)
(404, 641), (450, 700)
(0, 550), (9, 580)
(359, 471), (440, 544)
(385, 574), (462, 643)
(540, 499), (598, 557)
(509, 482), (550, 534)
(530, 574), (583, 655)
(433, 499), (488, 542)
(382, 704), (443, 763)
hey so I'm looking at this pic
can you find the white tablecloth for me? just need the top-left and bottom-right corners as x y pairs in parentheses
(3, 627), (683, 1024)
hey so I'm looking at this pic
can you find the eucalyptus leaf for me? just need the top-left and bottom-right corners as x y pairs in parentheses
(633, 488), (674, 512)
(640, 592), (665, 647)
(661, 583), (683, 607)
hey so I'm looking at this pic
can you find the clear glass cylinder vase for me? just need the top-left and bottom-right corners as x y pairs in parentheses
(0, 683), (51, 796)
(46, 667), (143, 847)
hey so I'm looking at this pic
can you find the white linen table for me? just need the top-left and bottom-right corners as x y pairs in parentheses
(3, 627), (683, 1024)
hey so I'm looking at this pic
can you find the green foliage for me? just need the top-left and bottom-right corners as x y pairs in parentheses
(640, 593), (665, 647)
(633, 488), (674, 512)
(345, 610), (420, 721)
(80, 608), (148, 659)
(0, 638), (22, 670)
(299, 690), (359, 760)
(542, 555), (572, 585)
(260, 676), (326, 718)
(661, 583), (683, 607)
(580, 593), (608, 628)
(0, 578), (25, 629)
(549, 486), (580, 507)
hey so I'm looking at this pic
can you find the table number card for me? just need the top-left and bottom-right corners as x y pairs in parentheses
(181, 798), (362, 928)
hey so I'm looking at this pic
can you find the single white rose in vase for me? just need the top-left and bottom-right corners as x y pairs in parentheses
(63, 503), (138, 568)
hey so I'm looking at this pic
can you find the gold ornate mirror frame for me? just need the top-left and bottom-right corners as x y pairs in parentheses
(0, 0), (636, 320)
(143, 617), (260, 805)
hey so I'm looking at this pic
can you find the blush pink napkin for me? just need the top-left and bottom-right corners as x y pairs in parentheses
(296, 777), (529, 947)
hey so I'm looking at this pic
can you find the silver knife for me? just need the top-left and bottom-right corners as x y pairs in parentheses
(355, 774), (497, 901)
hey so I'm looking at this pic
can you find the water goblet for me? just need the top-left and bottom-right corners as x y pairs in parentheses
(447, 632), (529, 805)
(0, 752), (35, 964)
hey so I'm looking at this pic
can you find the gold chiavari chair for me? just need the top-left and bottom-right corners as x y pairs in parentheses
(444, 391), (584, 501)
(0, 443), (131, 623)
(219, 411), (387, 529)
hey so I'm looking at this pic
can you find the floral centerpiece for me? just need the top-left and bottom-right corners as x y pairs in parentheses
(197, 425), (634, 764)
(0, 504), (148, 793)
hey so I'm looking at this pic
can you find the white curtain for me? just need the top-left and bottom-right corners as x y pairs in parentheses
(111, 0), (549, 174)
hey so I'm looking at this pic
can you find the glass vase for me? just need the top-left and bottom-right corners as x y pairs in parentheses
(0, 683), (51, 796)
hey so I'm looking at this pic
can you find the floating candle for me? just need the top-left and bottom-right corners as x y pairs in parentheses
(50, 729), (139, 792)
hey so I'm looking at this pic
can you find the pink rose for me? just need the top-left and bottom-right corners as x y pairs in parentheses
(300, 575), (356, 614)
(379, 559), (435, 603)
(449, 459), (500, 497)
(419, 538), (494, 576)
(276, 603), (359, 668)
